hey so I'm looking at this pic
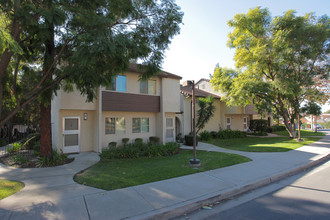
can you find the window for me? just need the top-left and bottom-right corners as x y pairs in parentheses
(226, 117), (231, 130)
(108, 75), (126, 92)
(140, 80), (156, 95)
(105, 117), (125, 134)
(132, 118), (149, 133)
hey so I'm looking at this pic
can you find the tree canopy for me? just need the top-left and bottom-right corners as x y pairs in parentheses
(211, 7), (330, 138)
(0, 0), (183, 156)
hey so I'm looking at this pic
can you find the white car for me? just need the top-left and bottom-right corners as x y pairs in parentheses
(316, 124), (323, 129)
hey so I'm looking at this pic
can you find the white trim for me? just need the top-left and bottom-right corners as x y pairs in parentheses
(62, 117), (80, 153)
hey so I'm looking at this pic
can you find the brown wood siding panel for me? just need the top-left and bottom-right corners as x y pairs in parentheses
(102, 91), (160, 112)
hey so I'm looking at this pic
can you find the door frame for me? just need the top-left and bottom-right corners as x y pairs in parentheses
(62, 117), (80, 153)
(165, 117), (175, 143)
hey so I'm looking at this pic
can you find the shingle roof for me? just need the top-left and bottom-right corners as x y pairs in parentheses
(180, 85), (221, 99)
(128, 63), (182, 80)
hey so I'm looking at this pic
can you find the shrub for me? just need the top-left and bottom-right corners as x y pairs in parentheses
(122, 138), (130, 146)
(184, 135), (198, 146)
(249, 120), (268, 133)
(23, 133), (40, 150)
(37, 149), (70, 167)
(11, 154), (29, 165)
(199, 131), (212, 141)
(216, 130), (246, 139)
(100, 142), (180, 159)
(8, 142), (23, 153)
(271, 125), (286, 132)
(135, 138), (143, 144)
(210, 131), (218, 138)
(248, 132), (268, 136)
(176, 133), (183, 143)
(266, 127), (273, 133)
(149, 136), (160, 144)
(108, 142), (117, 149)
(33, 141), (40, 155)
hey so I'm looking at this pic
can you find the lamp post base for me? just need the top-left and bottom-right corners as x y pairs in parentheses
(190, 158), (201, 167)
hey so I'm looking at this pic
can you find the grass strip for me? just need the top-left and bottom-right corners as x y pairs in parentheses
(74, 150), (251, 190)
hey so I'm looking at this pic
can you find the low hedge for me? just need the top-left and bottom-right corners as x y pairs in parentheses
(101, 142), (180, 159)
(271, 125), (286, 132)
(199, 131), (212, 141)
(216, 129), (246, 139)
(184, 135), (198, 146)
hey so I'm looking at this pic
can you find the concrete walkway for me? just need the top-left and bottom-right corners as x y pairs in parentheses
(0, 132), (329, 220)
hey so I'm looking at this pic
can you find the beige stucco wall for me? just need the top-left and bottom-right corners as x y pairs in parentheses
(60, 89), (96, 110)
(200, 99), (221, 132)
(183, 97), (222, 134)
(101, 111), (157, 149)
(57, 110), (96, 152)
(162, 78), (180, 113)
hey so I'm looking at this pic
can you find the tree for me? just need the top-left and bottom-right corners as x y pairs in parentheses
(196, 96), (216, 134)
(301, 102), (322, 132)
(211, 7), (330, 139)
(0, 0), (183, 157)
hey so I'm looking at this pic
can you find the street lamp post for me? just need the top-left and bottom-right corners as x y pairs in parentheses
(189, 80), (200, 166)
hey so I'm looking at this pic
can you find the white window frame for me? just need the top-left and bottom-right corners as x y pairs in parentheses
(140, 80), (156, 95)
(105, 117), (126, 134)
(132, 118), (149, 133)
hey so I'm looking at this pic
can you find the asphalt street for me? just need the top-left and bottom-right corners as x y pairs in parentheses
(175, 157), (330, 220)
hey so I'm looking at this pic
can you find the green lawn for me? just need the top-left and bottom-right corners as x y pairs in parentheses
(206, 137), (322, 152)
(0, 179), (24, 199)
(273, 129), (325, 137)
(74, 150), (251, 190)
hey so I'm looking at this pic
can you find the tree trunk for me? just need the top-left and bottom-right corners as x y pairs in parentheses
(40, 103), (52, 157)
(40, 1), (55, 158)
(278, 96), (295, 138)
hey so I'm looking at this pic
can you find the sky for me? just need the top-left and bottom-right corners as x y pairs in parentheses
(161, 0), (330, 112)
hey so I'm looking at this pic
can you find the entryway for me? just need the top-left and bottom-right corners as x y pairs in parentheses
(63, 117), (80, 153)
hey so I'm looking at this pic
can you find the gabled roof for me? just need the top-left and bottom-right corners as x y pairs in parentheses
(180, 85), (221, 99)
(128, 63), (182, 80)
(195, 78), (210, 85)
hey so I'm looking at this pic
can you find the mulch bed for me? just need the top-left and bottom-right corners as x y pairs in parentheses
(0, 150), (74, 168)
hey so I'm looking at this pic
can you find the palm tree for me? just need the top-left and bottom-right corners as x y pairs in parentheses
(196, 96), (216, 134)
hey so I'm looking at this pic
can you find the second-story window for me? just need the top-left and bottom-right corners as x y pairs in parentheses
(140, 80), (156, 95)
(108, 75), (126, 92)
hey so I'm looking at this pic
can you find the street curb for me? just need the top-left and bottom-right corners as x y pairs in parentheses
(137, 152), (330, 220)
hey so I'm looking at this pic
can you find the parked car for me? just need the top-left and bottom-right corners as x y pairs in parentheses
(316, 124), (323, 129)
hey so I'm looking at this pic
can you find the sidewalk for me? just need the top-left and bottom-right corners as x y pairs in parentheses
(0, 132), (329, 220)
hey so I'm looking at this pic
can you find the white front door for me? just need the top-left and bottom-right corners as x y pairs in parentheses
(243, 117), (247, 131)
(63, 117), (80, 153)
(165, 117), (175, 143)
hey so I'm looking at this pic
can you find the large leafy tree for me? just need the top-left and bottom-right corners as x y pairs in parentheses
(211, 7), (329, 139)
(0, 0), (183, 157)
